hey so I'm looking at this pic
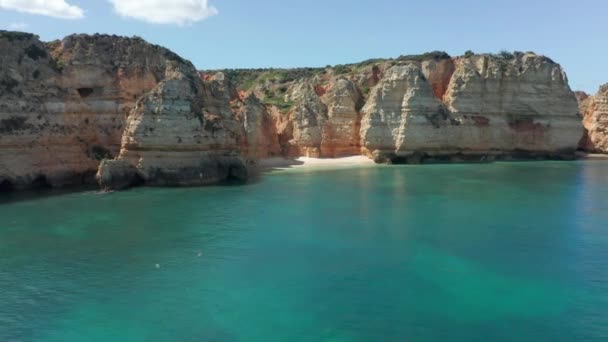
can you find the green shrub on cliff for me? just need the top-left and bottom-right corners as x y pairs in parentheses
(333, 65), (351, 75)
(397, 51), (451, 62)
(24, 44), (48, 60)
(497, 50), (515, 60)
(221, 68), (325, 91)
(358, 58), (385, 66)
(262, 95), (294, 112)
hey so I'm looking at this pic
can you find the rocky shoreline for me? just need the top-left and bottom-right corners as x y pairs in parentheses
(0, 31), (605, 192)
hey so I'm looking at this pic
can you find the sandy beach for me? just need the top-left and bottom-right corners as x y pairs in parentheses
(581, 153), (608, 160)
(257, 156), (376, 172)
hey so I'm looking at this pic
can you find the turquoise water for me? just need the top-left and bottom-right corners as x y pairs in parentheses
(1, 161), (608, 341)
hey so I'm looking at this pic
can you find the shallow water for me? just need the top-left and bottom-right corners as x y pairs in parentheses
(1, 161), (608, 341)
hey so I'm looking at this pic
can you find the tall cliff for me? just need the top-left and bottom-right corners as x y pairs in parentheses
(217, 51), (582, 163)
(578, 85), (608, 153)
(0, 31), (246, 191)
(0, 32), (585, 192)
(364, 52), (581, 162)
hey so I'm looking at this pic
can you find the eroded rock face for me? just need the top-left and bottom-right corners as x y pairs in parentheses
(320, 78), (362, 157)
(0, 32), (113, 190)
(220, 52), (582, 163)
(421, 58), (455, 100)
(275, 77), (362, 158)
(359, 53), (582, 162)
(579, 85), (608, 153)
(106, 63), (247, 189)
(236, 94), (281, 159)
(96, 159), (141, 191)
(0, 33), (587, 192)
(444, 54), (581, 155)
(360, 63), (448, 159)
(1, 32), (61, 190)
(0, 31), (246, 191)
(288, 81), (328, 157)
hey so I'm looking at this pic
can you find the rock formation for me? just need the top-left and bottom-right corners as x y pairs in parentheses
(0, 31), (246, 191)
(579, 85), (608, 153)
(0, 31), (588, 192)
(361, 53), (581, 162)
(319, 78), (362, 157)
(235, 94), (281, 159)
(214, 52), (582, 164)
(360, 62), (449, 161)
(101, 62), (247, 189)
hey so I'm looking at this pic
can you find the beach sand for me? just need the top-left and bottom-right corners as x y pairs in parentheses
(581, 153), (608, 160)
(257, 156), (376, 172)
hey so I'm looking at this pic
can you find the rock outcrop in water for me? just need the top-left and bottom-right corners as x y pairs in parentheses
(578, 85), (608, 153)
(0, 31), (585, 192)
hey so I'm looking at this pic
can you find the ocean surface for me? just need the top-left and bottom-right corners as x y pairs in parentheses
(1, 161), (608, 341)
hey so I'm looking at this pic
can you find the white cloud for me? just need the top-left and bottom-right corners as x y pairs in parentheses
(0, 0), (84, 19)
(8, 22), (28, 30)
(109, 0), (218, 25)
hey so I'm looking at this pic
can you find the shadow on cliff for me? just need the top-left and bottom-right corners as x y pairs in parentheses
(251, 158), (306, 173)
(241, 158), (306, 185)
(0, 159), (305, 204)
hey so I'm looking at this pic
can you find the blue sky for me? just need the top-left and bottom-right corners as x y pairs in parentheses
(0, 0), (606, 93)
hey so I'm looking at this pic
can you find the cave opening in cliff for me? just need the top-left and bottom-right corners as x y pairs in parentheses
(31, 175), (51, 189)
(0, 180), (14, 193)
(77, 87), (94, 98)
(131, 173), (145, 188)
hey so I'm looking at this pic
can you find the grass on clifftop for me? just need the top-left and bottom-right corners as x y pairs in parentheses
(208, 49), (558, 95)
(222, 68), (325, 91)
(396, 51), (451, 62)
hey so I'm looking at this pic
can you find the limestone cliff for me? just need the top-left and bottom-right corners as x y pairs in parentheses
(360, 53), (581, 162)
(219, 52), (582, 163)
(0, 32), (587, 192)
(359, 62), (449, 160)
(579, 85), (608, 153)
(236, 94), (281, 159)
(0, 31), (245, 191)
(99, 62), (247, 190)
(1, 32), (68, 191)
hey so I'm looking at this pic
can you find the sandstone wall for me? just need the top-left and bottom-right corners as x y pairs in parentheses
(0, 32), (245, 191)
(579, 85), (608, 153)
(236, 94), (281, 159)
(102, 65), (247, 189)
(0, 32), (588, 192)
(359, 53), (582, 162)
(221, 53), (582, 164)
